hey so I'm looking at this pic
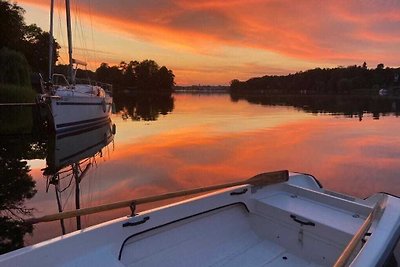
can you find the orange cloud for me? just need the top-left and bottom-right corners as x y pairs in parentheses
(20, 0), (400, 66)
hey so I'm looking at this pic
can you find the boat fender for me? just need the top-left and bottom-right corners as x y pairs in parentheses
(102, 100), (107, 112)
(112, 124), (116, 135)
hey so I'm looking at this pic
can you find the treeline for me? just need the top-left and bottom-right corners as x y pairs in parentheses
(55, 59), (175, 93)
(0, 0), (175, 94)
(0, 0), (59, 85)
(230, 63), (400, 95)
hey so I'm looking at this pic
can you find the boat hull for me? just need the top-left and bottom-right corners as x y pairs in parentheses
(46, 92), (113, 134)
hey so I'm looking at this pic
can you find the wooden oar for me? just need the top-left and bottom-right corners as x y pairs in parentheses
(25, 170), (288, 225)
(333, 196), (386, 267)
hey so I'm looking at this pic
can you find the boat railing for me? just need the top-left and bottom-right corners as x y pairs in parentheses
(50, 74), (112, 95)
(75, 78), (113, 94)
(52, 74), (70, 87)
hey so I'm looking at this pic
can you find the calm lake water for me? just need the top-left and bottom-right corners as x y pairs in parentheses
(2, 93), (400, 252)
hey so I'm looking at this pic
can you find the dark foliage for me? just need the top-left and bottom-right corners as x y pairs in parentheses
(115, 92), (174, 121)
(230, 64), (400, 95)
(0, 0), (59, 82)
(0, 48), (30, 86)
(230, 94), (400, 120)
(0, 1), (25, 50)
(55, 59), (175, 93)
(95, 60), (175, 92)
(0, 131), (48, 254)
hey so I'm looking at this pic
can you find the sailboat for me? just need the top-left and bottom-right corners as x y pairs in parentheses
(38, 0), (113, 134)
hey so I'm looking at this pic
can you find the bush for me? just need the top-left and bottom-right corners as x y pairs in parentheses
(0, 47), (31, 86)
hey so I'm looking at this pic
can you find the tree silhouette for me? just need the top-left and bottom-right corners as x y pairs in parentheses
(115, 92), (174, 121)
(22, 24), (59, 78)
(0, 132), (47, 254)
(0, 1), (25, 50)
(230, 64), (400, 95)
(93, 59), (175, 92)
(0, 1), (59, 81)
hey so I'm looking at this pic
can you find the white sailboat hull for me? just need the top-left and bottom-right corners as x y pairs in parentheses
(44, 86), (113, 134)
(1, 173), (399, 266)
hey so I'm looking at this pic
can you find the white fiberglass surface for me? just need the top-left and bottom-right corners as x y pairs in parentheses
(120, 205), (325, 267)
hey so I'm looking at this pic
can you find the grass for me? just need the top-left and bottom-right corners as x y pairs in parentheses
(0, 84), (37, 103)
(0, 84), (38, 134)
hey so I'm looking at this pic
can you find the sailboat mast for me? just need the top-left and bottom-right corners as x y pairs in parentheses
(48, 0), (54, 81)
(65, 0), (74, 84)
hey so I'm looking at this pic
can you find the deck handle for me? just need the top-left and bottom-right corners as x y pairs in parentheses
(290, 215), (315, 226)
(122, 216), (150, 227)
(230, 188), (248, 195)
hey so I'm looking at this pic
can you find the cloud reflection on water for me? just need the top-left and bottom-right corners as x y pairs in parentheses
(26, 95), (400, 244)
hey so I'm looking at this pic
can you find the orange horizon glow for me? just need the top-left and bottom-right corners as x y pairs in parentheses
(18, 0), (400, 85)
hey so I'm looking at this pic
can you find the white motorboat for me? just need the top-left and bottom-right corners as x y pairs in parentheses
(39, 0), (113, 134)
(0, 170), (399, 266)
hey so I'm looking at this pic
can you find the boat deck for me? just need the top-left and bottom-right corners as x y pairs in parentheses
(120, 205), (323, 267)
(3, 173), (398, 267)
(119, 181), (374, 267)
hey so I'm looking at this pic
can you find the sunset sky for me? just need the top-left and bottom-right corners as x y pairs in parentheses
(18, 0), (400, 85)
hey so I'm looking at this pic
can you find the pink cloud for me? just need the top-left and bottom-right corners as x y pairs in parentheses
(19, 0), (400, 81)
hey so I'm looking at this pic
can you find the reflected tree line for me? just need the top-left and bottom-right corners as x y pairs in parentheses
(2, 92), (400, 255)
(230, 94), (400, 120)
(0, 109), (116, 254)
(115, 91), (174, 121)
(0, 126), (46, 254)
(0, 104), (46, 254)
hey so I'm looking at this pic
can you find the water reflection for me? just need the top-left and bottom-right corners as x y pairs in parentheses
(0, 105), (44, 135)
(230, 94), (400, 119)
(0, 132), (46, 254)
(115, 92), (174, 121)
(43, 122), (115, 234)
(3, 93), (400, 253)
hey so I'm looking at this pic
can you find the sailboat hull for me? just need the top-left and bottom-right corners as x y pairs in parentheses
(46, 89), (113, 134)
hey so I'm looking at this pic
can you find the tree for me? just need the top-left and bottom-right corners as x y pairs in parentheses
(22, 24), (59, 77)
(377, 63), (385, 70)
(95, 62), (123, 86)
(95, 59), (175, 92)
(230, 79), (241, 90)
(134, 59), (159, 89)
(0, 1), (59, 79)
(157, 66), (175, 91)
(0, 0), (25, 50)
(0, 47), (30, 86)
(362, 62), (367, 69)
